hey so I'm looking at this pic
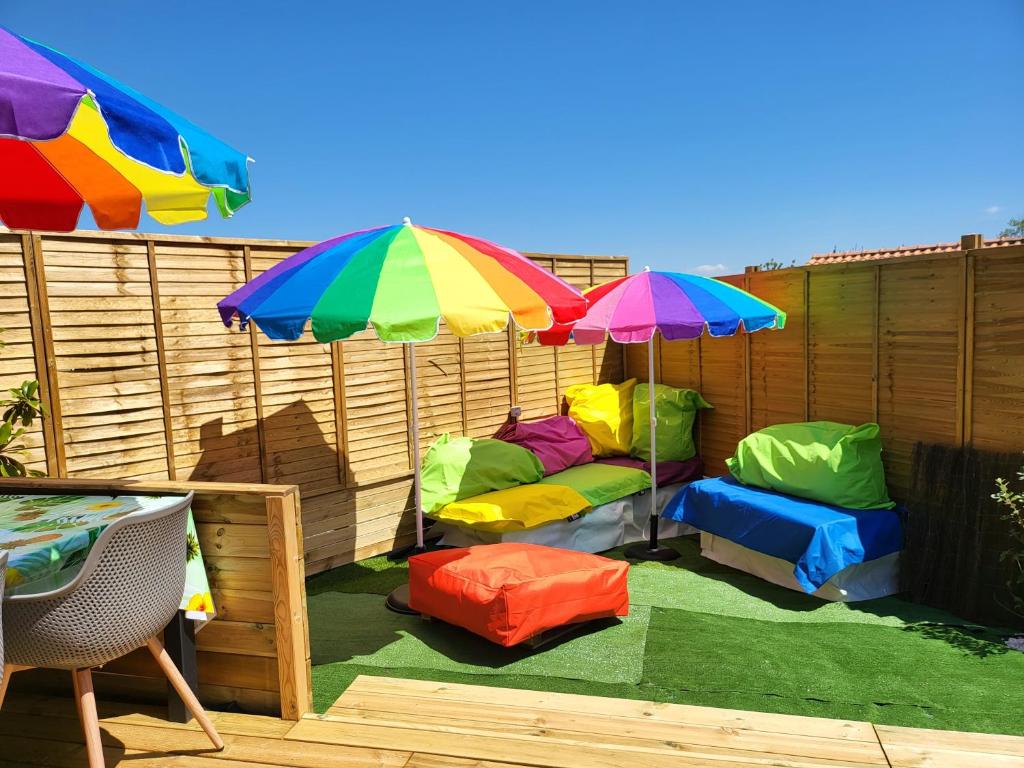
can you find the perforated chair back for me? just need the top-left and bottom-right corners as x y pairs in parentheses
(3, 493), (193, 670)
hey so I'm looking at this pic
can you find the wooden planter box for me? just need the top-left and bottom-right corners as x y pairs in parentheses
(0, 477), (311, 720)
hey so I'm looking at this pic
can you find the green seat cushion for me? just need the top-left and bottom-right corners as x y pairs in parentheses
(631, 384), (712, 462)
(540, 462), (651, 507)
(726, 421), (894, 510)
(421, 434), (544, 514)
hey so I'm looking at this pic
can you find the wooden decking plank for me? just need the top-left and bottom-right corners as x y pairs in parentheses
(293, 713), (873, 768)
(405, 755), (548, 768)
(328, 694), (887, 765)
(0, 709), (410, 768)
(1, 690), (295, 738)
(875, 724), (1024, 768)
(338, 675), (879, 742)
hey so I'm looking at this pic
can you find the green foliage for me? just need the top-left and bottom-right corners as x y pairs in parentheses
(993, 458), (1024, 617)
(757, 258), (797, 271)
(999, 217), (1024, 238)
(0, 380), (45, 477)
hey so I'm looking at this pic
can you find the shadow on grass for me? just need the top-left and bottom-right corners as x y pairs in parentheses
(901, 622), (1012, 658)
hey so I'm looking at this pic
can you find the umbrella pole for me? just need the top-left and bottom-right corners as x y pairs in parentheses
(409, 342), (425, 551)
(625, 337), (681, 562)
(384, 343), (429, 614)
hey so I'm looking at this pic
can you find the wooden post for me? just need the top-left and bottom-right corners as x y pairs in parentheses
(24, 234), (66, 477)
(266, 489), (312, 720)
(803, 269), (810, 421)
(961, 253), (976, 445)
(960, 233), (984, 251)
(743, 273), (753, 436)
(21, 234), (59, 475)
(872, 265), (881, 423)
(146, 240), (177, 480)
(243, 246), (269, 483)
(330, 341), (350, 486)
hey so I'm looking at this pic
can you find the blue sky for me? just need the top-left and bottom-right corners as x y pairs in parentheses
(5, 1), (1023, 274)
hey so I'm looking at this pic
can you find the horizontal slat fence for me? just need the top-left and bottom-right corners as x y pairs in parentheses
(1, 230), (626, 575)
(627, 241), (1024, 501)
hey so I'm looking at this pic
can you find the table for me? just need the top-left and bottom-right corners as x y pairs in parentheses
(1, 491), (215, 721)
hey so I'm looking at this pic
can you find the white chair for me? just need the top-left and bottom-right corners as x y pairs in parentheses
(0, 493), (223, 767)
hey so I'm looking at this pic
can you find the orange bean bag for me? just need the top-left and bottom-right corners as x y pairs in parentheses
(407, 543), (630, 647)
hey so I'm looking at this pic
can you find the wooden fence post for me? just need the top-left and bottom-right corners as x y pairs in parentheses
(146, 240), (177, 480)
(23, 234), (66, 477)
(242, 245), (269, 483)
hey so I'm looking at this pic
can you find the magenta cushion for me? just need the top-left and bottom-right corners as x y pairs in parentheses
(495, 416), (593, 476)
(596, 455), (704, 485)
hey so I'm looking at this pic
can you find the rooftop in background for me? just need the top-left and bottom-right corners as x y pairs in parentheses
(808, 234), (1024, 266)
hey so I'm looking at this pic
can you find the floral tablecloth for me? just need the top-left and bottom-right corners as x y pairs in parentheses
(0, 492), (215, 622)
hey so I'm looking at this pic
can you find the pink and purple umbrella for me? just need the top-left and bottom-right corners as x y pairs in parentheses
(535, 267), (786, 561)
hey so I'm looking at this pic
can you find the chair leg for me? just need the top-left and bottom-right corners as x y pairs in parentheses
(0, 664), (14, 710)
(146, 637), (224, 750)
(0, 664), (31, 710)
(73, 668), (106, 768)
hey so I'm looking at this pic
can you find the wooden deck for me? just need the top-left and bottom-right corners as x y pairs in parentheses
(2, 675), (1023, 767)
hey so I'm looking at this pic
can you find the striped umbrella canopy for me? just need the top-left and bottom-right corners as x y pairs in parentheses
(535, 268), (786, 346)
(0, 26), (252, 231)
(218, 219), (588, 343)
(533, 267), (786, 562)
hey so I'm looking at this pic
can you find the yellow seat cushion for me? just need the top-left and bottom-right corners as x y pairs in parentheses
(564, 379), (636, 457)
(430, 483), (592, 533)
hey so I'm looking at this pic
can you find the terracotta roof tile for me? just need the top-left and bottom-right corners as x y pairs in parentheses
(808, 237), (1024, 265)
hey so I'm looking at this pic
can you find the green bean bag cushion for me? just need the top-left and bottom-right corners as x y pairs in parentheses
(725, 421), (894, 509)
(421, 434), (544, 514)
(631, 384), (712, 462)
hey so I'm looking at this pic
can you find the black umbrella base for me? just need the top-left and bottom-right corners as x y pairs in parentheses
(624, 542), (681, 562)
(385, 582), (419, 615)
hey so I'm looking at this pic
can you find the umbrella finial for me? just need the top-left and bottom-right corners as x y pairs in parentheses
(642, 265), (651, 272)
(402, 216), (412, 226)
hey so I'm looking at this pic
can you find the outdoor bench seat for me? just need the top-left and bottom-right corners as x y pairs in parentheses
(663, 476), (903, 601)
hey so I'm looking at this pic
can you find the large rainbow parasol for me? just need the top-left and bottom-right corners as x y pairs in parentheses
(218, 219), (587, 343)
(0, 25), (252, 231)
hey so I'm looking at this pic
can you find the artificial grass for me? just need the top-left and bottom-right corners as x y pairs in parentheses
(306, 536), (1023, 735)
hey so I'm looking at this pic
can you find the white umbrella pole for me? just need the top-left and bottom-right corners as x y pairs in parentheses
(408, 342), (425, 550)
(625, 334), (679, 561)
(647, 336), (659, 549)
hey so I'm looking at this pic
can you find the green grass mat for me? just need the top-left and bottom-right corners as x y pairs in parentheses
(306, 536), (1022, 734)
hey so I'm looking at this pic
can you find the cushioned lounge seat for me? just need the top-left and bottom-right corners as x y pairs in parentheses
(408, 543), (630, 646)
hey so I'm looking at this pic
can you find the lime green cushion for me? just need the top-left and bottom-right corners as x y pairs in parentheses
(540, 463), (651, 507)
(420, 434), (544, 514)
(725, 421), (894, 510)
(631, 384), (712, 462)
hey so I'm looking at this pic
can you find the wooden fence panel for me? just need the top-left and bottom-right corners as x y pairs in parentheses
(42, 237), (167, 480)
(808, 266), (877, 426)
(876, 258), (964, 498)
(0, 235), (47, 474)
(250, 246), (341, 497)
(970, 245), (1024, 449)
(156, 241), (260, 484)
(748, 269), (807, 430)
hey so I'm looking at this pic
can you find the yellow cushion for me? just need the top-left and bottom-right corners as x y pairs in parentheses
(431, 483), (592, 533)
(564, 379), (636, 457)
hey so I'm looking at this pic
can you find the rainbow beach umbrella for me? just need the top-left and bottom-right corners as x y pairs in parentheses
(535, 267), (786, 561)
(219, 219), (587, 597)
(0, 26), (252, 231)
